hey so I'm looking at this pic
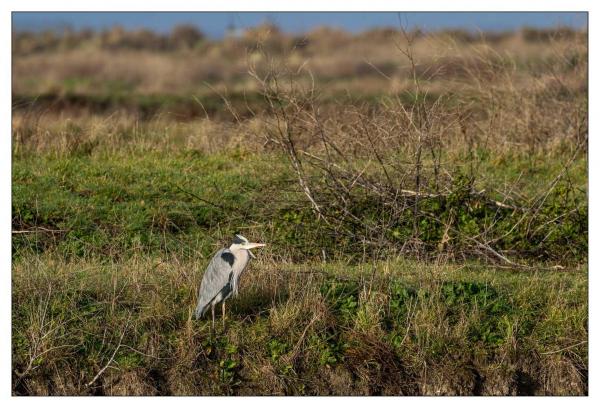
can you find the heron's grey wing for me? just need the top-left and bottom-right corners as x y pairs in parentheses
(195, 249), (235, 317)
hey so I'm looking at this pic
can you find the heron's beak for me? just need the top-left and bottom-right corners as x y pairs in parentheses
(246, 243), (266, 249)
(244, 243), (266, 259)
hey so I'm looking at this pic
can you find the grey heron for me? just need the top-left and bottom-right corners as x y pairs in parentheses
(194, 234), (266, 328)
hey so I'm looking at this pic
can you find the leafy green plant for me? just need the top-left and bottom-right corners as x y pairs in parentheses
(320, 279), (359, 322)
(219, 341), (240, 386)
(309, 332), (349, 368)
(267, 338), (289, 362)
(441, 281), (512, 346)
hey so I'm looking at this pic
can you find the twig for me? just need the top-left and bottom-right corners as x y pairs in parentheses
(120, 344), (173, 361)
(86, 316), (130, 387)
(173, 183), (247, 216)
(540, 341), (587, 355)
(473, 240), (517, 266)
(12, 227), (68, 234)
(288, 313), (320, 363)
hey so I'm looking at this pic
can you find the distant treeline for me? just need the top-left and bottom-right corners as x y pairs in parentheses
(12, 23), (586, 55)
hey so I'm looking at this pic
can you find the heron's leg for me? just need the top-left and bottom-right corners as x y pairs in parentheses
(211, 303), (215, 331)
(222, 301), (226, 329)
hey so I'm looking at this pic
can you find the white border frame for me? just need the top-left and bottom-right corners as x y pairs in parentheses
(2, 1), (594, 407)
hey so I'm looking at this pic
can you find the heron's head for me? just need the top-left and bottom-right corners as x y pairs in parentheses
(229, 234), (266, 258)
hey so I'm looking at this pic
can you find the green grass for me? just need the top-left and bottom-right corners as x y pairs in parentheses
(12, 150), (288, 258)
(12, 255), (587, 395)
(12, 148), (588, 395)
(12, 147), (587, 263)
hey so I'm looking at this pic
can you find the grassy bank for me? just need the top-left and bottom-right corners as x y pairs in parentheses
(11, 147), (588, 395)
(12, 255), (587, 395)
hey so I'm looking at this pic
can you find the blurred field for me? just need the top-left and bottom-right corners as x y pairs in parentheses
(12, 24), (586, 116)
(12, 24), (588, 395)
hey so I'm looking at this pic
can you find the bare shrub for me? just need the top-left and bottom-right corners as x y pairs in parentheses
(247, 33), (586, 264)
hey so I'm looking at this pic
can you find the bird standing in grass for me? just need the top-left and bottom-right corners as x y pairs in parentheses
(194, 234), (266, 329)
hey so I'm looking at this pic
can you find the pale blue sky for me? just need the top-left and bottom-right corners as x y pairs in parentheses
(12, 12), (587, 38)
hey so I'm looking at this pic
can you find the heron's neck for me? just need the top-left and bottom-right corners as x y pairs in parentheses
(230, 247), (249, 262)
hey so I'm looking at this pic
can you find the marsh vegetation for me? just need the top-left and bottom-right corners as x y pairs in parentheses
(12, 24), (587, 395)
